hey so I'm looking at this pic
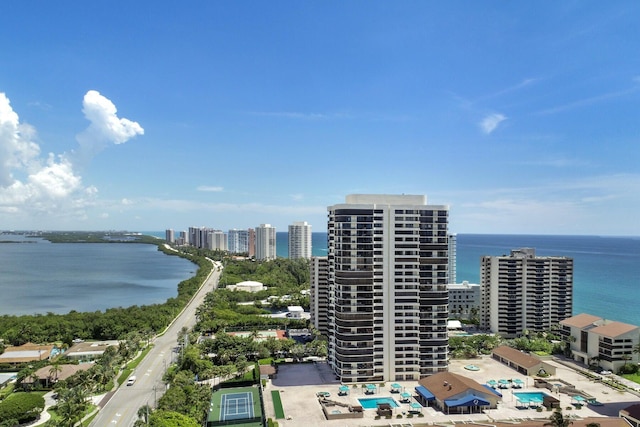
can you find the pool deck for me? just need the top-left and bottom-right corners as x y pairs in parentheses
(261, 356), (640, 427)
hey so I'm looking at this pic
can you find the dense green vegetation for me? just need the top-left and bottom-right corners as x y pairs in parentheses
(195, 258), (310, 333)
(448, 334), (503, 358)
(0, 392), (45, 426)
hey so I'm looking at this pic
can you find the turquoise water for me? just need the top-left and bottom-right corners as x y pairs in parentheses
(513, 392), (548, 403)
(282, 232), (640, 325)
(358, 397), (399, 409)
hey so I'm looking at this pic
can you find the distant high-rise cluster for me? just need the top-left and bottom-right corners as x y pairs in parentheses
(164, 225), (264, 260)
(187, 226), (228, 251)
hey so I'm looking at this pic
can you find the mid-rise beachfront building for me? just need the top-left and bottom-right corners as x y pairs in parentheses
(447, 281), (481, 321)
(288, 221), (312, 259)
(480, 248), (573, 338)
(559, 313), (640, 373)
(255, 224), (276, 261)
(310, 256), (329, 336)
(327, 194), (450, 383)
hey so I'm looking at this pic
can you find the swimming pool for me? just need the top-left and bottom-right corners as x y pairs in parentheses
(513, 392), (548, 404)
(357, 397), (400, 409)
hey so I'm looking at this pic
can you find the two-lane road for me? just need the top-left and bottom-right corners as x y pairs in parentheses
(90, 259), (221, 426)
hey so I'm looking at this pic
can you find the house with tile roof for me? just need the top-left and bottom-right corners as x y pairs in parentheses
(0, 342), (55, 365)
(559, 313), (639, 372)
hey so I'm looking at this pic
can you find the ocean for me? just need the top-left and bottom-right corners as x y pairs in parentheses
(1, 232), (638, 326)
(275, 232), (640, 326)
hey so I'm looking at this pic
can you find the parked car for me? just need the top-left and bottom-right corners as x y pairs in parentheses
(316, 391), (330, 398)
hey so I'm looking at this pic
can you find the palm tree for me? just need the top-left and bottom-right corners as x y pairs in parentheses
(544, 409), (573, 427)
(48, 362), (63, 386)
(137, 404), (152, 424)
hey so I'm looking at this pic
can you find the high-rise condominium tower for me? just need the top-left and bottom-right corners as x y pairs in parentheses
(327, 194), (450, 383)
(288, 221), (312, 259)
(255, 224), (276, 261)
(480, 248), (573, 338)
(228, 229), (250, 254)
(310, 256), (329, 336)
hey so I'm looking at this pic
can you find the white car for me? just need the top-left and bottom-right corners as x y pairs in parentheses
(126, 376), (137, 386)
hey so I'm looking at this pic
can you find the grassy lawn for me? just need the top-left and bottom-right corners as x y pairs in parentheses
(622, 373), (640, 384)
(271, 390), (285, 419)
(117, 345), (155, 386)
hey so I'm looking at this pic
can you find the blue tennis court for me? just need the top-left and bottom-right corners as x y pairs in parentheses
(220, 391), (254, 422)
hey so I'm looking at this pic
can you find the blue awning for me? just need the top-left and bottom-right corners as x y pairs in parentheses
(445, 394), (490, 407)
(415, 385), (435, 401)
(482, 384), (502, 397)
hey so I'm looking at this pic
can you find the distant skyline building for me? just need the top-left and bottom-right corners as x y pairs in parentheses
(228, 229), (250, 254)
(207, 230), (227, 251)
(480, 248), (573, 338)
(327, 194), (450, 383)
(255, 224), (276, 260)
(288, 221), (312, 259)
(248, 228), (256, 258)
(165, 229), (174, 244)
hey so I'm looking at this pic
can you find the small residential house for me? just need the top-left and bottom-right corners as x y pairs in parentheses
(0, 343), (55, 366)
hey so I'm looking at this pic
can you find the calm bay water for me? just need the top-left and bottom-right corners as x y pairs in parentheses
(2, 232), (638, 326)
(0, 236), (196, 316)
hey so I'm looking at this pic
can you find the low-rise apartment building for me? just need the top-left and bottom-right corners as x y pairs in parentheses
(559, 313), (639, 373)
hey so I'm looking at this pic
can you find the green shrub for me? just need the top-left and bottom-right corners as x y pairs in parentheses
(0, 392), (45, 424)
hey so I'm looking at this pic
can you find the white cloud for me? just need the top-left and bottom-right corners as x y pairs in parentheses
(197, 185), (224, 192)
(0, 90), (142, 224)
(479, 113), (507, 134)
(290, 193), (304, 201)
(80, 90), (144, 144)
(73, 90), (144, 165)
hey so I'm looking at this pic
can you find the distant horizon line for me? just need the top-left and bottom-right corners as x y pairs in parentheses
(2, 230), (639, 238)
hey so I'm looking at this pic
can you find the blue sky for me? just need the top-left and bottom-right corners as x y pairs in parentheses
(1, 2), (639, 235)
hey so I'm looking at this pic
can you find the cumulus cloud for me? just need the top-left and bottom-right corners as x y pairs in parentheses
(73, 90), (144, 164)
(0, 90), (142, 223)
(480, 113), (507, 134)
